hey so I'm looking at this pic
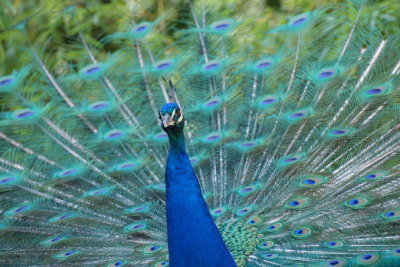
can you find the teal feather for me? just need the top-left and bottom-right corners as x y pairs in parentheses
(0, 0), (399, 266)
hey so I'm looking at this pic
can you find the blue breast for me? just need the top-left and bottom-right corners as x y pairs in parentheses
(165, 134), (236, 267)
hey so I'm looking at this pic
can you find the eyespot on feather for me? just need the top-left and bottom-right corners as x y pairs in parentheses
(211, 206), (229, 217)
(288, 12), (312, 28)
(53, 250), (81, 261)
(314, 67), (339, 81)
(285, 197), (311, 209)
(260, 253), (278, 259)
(0, 75), (15, 88)
(323, 240), (345, 249)
(253, 57), (277, 72)
(285, 108), (313, 123)
(143, 244), (163, 254)
(263, 222), (283, 233)
(155, 261), (169, 267)
(235, 205), (255, 217)
(0, 174), (20, 186)
(247, 216), (262, 226)
(236, 183), (261, 196)
(356, 253), (380, 265)
(40, 235), (69, 247)
(124, 221), (148, 233)
(361, 83), (392, 99)
(11, 108), (38, 121)
(107, 260), (129, 267)
(344, 196), (370, 209)
(257, 239), (275, 249)
(4, 204), (32, 217)
(201, 59), (223, 75)
(153, 59), (175, 72)
(208, 19), (236, 34)
(124, 203), (152, 215)
(380, 209), (400, 220)
(291, 226), (313, 239)
(79, 63), (105, 78)
(359, 171), (387, 182)
(327, 127), (356, 138)
(278, 153), (306, 167)
(322, 259), (347, 267)
(298, 175), (328, 188)
(48, 212), (77, 223)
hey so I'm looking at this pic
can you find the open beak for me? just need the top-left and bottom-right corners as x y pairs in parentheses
(160, 109), (184, 128)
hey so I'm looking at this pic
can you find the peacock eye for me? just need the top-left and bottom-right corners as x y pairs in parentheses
(324, 240), (345, 249)
(134, 22), (150, 33)
(344, 196), (369, 209)
(155, 261), (169, 267)
(356, 253), (380, 265)
(257, 240), (274, 249)
(381, 209), (400, 220)
(0, 76), (14, 86)
(143, 244), (163, 254)
(291, 226), (312, 239)
(325, 259), (347, 266)
(209, 19), (235, 33)
(0, 176), (16, 184)
(124, 222), (148, 233)
(284, 196), (311, 209)
(261, 253), (278, 259)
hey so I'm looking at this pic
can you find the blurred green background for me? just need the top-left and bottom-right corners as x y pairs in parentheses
(0, 0), (398, 73)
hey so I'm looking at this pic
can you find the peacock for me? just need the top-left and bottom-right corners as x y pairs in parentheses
(0, 0), (400, 266)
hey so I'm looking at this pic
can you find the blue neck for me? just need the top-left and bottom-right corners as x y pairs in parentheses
(168, 130), (187, 155)
(165, 129), (237, 267)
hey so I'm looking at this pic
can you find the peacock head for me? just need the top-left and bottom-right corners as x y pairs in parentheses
(159, 103), (184, 133)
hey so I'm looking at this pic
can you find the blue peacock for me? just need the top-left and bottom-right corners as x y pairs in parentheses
(0, 0), (400, 266)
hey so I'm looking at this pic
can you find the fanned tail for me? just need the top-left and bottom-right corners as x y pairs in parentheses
(0, 1), (399, 266)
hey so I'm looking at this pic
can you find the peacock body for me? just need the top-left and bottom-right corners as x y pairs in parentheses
(0, 0), (400, 266)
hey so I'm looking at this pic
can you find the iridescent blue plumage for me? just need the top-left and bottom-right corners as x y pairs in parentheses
(161, 103), (237, 266)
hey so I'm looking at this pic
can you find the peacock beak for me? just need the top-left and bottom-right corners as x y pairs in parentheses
(161, 113), (174, 128)
(160, 109), (184, 128)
